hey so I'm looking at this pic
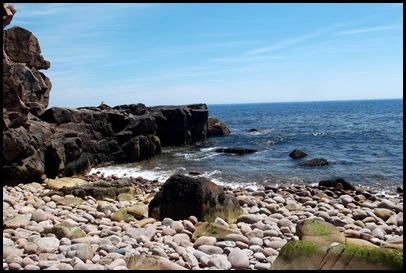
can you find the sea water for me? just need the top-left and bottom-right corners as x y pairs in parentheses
(88, 99), (403, 194)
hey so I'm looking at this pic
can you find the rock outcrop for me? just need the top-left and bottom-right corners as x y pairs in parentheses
(2, 3), (230, 184)
(148, 174), (243, 224)
(271, 219), (403, 270)
(148, 104), (209, 146)
(207, 116), (231, 137)
(3, 25), (52, 117)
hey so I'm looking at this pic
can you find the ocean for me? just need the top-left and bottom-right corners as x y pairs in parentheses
(88, 99), (403, 194)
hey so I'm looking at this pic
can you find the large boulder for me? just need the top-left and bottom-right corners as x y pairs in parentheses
(148, 174), (243, 224)
(207, 116), (231, 137)
(271, 219), (403, 270)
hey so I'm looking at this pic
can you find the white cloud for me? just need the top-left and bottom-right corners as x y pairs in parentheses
(335, 25), (402, 36)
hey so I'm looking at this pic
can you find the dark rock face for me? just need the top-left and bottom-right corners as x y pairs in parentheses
(207, 116), (231, 137)
(215, 147), (258, 155)
(318, 178), (356, 191)
(2, 3), (230, 184)
(298, 158), (329, 167)
(148, 174), (243, 223)
(148, 104), (209, 146)
(3, 25), (52, 117)
(288, 149), (308, 159)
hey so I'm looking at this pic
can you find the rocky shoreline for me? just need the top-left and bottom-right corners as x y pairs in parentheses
(3, 174), (403, 270)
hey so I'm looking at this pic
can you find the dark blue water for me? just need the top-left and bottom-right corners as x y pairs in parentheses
(90, 99), (403, 193)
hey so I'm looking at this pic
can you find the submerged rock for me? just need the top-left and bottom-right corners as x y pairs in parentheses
(288, 149), (308, 159)
(298, 158), (329, 167)
(215, 147), (257, 155)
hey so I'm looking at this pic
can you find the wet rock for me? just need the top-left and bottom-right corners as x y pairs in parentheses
(288, 149), (308, 159)
(298, 158), (329, 167)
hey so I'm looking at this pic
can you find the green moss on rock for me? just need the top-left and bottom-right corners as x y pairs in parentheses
(327, 244), (403, 270)
(271, 241), (327, 270)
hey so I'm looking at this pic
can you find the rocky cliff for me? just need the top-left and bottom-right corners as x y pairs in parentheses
(2, 3), (229, 184)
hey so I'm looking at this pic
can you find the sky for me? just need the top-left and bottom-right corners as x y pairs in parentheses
(7, 3), (403, 108)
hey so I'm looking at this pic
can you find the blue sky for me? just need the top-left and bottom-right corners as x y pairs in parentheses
(7, 3), (403, 108)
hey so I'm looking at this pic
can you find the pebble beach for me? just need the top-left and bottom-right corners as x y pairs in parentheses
(3, 175), (403, 270)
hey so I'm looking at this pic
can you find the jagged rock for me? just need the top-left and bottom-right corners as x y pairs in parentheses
(148, 174), (243, 224)
(288, 149), (308, 159)
(148, 104), (209, 146)
(2, 3), (230, 184)
(298, 157), (329, 167)
(3, 3), (17, 29)
(215, 147), (257, 155)
(3, 26), (52, 116)
(207, 116), (231, 137)
(318, 178), (356, 191)
(271, 219), (403, 270)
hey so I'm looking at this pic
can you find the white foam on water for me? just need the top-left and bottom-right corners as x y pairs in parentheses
(88, 165), (401, 198)
(88, 165), (174, 183)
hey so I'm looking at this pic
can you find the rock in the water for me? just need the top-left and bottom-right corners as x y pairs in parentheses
(298, 158), (329, 167)
(288, 149), (308, 159)
(215, 147), (257, 155)
(318, 178), (356, 191)
(207, 116), (231, 137)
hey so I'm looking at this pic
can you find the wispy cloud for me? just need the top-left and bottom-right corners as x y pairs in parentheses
(244, 28), (328, 56)
(335, 25), (402, 36)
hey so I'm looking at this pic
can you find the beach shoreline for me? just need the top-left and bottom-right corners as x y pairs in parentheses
(3, 174), (403, 270)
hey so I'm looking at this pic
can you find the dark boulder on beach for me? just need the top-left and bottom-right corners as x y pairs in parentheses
(318, 178), (356, 191)
(215, 147), (258, 155)
(288, 149), (308, 159)
(148, 174), (243, 224)
(298, 158), (329, 167)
